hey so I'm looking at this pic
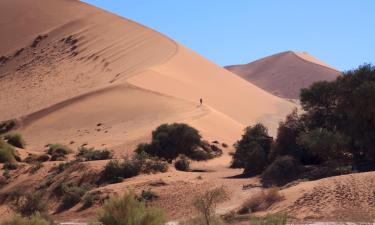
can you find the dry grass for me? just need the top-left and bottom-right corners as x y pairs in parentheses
(249, 212), (288, 225)
(239, 188), (284, 214)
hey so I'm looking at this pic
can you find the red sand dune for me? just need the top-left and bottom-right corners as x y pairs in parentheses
(0, 0), (295, 152)
(225, 51), (341, 99)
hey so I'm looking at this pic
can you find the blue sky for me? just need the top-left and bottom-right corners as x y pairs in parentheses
(82, 0), (374, 71)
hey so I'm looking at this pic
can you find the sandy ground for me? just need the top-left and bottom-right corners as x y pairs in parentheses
(225, 51), (341, 99)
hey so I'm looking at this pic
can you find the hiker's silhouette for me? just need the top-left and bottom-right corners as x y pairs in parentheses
(200, 98), (203, 105)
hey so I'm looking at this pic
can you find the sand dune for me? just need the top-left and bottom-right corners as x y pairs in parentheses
(268, 171), (375, 220)
(0, 0), (371, 222)
(0, 0), (294, 152)
(225, 51), (341, 99)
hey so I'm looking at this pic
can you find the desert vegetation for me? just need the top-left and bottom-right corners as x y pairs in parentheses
(238, 188), (284, 214)
(248, 213), (288, 225)
(0, 213), (53, 225)
(76, 147), (113, 161)
(174, 155), (191, 171)
(11, 192), (47, 217)
(136, 123), (222, 162)
(45, 143), (72, 161)
(96, 192), (165, 225)
(101, 153), (168, 184)
(183, 186), (228, 225)
(24, 153), (50, 164)
(232, 64), (375, 186)
(0, 139), (20, 163)
(3, 133), (26, 149)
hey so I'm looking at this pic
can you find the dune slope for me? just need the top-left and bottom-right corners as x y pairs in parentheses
(0, 0), (294, 152)
(225, 51), (341, 99)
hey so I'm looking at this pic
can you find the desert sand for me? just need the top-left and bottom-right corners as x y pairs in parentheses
(0, 0), (294, 153)
(225, 51), (341, 99)
(1, 0), (372, 223)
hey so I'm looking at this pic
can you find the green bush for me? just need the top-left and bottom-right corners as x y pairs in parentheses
(101, 160), (124, 183)
(174, 155), (190, 171)
(0, 140), (18, 163)
(297, 128), (349, 161)
(122, 157), (142, 178)
(59, 183), (91, 210)
(3, 162), (18, 170)
(46, 144), (72, 161)
(138, 123), (202, 162)
(13, 192), (47, 217)
(231, 123), (273, 175)
(189, 149), (213, 161)
(82, 191), (101, 209)
(138, 190), (159, 202)
(0, 213), (53, 225)
(76, 147), (113, 161)
(4, 133), (26, 149)
(101, 154), (168, 184)
(261, 156), (301, 187)
(97, 192), (165, 225)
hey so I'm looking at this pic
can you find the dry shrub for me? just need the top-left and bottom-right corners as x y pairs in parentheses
(193, 186), (228, 225)
(174, 155), (190, 171)
(0, 140), (19, 163)
(24, 154), (49, 164)
(3, 132), (26, 149)
(97, 192), (165, 225)
(0, 213), (53, 225)
(239, 188), (284, 214)
(12, 192), (47, 217)
(76, 147), (113, 161)
(142, 158), (168, 174)
(249, 212), (288, 225)
(46, 144), (72, 161)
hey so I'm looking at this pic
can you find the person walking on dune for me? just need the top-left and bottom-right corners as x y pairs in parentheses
(200, 98), (203, 105)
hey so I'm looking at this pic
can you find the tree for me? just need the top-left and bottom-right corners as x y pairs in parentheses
(231, 123), (272, 175)
(139, 123), (202, 162)
(273, 109), (304, 157)
(297, 128), (349, 162)
(261, 156), (301, 187)
(300, 64), (375, 168)
(300, 80), (339, 131)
